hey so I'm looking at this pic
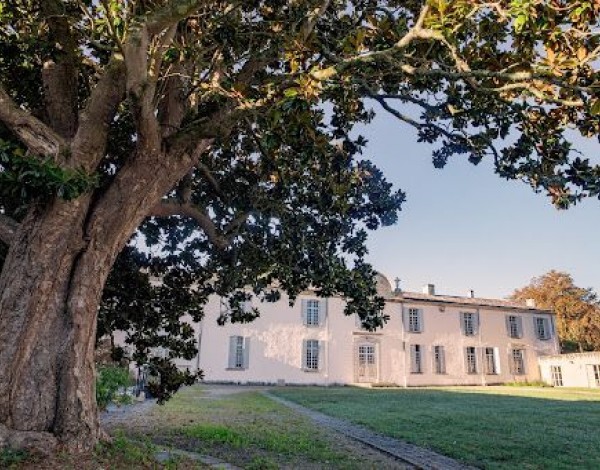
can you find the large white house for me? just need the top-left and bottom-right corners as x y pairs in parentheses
(154, 274), (560, 386)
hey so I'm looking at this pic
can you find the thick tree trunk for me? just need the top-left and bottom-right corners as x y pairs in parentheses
(0, 198), (110, 453)
(0, 146), (205, 454)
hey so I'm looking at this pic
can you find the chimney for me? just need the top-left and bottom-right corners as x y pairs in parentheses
(423, 284), (435, 296)
(526, 298), (536, 308)
(469, 290), (475, 298)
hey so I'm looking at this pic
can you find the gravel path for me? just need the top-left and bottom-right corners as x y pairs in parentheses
(265, 392), (478, 470)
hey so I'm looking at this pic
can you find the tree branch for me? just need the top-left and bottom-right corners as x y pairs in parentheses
(150, 200), (230, 249)
(0, 213), (19, 245)
(71, 57), (127, 171)
(0, 85), (67, 158)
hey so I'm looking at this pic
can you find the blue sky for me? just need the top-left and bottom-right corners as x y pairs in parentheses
(357, 110), (600, 300)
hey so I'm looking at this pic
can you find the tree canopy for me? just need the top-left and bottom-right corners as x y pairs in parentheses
(0, 0), (600, 452)
(512, 271), (600, 352)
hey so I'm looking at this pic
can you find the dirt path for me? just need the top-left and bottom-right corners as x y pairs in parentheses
(265, 392), (477, 470)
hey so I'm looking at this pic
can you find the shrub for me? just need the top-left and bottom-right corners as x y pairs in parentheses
(96, 365), (132, 411)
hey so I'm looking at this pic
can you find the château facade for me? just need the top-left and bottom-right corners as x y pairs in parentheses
(161, 274), (560, 386)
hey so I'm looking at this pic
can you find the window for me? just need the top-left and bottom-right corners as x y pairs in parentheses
(408, 308), (422, 333)
(535, 317), (551, 340)
(303, 299), (325, 326)
(465, 347), (478, 374)
(306, 300), (320, 326)
(484, 347), (498, 375)
(593, 365), (600, 387)
(228, 336), (249, 369)
(410, 344), (423, 374)
(304, 339), (320, 371)
(433, 345), (446, 374)
(506, 315), (522, 338)
(551, 365), (563, 386)
(461, 312), (478, 336)
(511, 349), (525, 375)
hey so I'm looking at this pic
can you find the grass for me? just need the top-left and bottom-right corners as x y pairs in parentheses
(117, 386), (396, 469)
(5, 433), (202, 469)
(271, 386), (600, 469)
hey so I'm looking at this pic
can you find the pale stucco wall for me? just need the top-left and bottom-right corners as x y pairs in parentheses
(539, 352), (600, 388)
(112, 285), (560, 386)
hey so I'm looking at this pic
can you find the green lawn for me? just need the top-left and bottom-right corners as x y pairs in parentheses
(111, 386), (401, 469)
(271, 386), (600, 470)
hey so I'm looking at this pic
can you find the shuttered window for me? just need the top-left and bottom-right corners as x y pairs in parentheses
(465, 347), (478, 374)
(593, 365), (600, 387)
(228, 336), (250, 369)
(535, 317), (551, 340)
(410, 344), (423, 373)
(511, 349), (526, 375)
(302, 299), (327, 326)
(303, 339), (320, 370)
(408, 308), (423, 333)
(484, 347), (498, 375)
(506, 315), (522, 338)
(461, 312), (478, 336)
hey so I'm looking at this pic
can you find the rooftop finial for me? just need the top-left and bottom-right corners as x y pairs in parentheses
(394, 277), (401, 293)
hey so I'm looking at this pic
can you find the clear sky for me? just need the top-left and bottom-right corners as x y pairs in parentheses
(357, 109), (600, 300)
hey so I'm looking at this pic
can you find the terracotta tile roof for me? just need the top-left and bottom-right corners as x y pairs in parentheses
(387, 291), (553, 314)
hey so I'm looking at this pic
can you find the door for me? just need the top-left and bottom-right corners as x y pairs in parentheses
(356, 344), (378, 383)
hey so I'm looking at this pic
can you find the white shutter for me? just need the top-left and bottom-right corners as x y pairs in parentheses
(516, 317), (523, 338)
(460, 313), (466, 335)
(543, 318), (550, 339)
(410, 345), (417, 373)
(417, 309), (424, 333)
(243, 337), (251, 369)
(319, 299), (328, 326)
(301, 339), (308, 369)
(301, 299), (308, 326)
(474, 312), (480, 335)
(228, 336), (237, 369)
(505, 315), (511, 336)
(318, 341), (325, 370)
(494, 347), (501, 374)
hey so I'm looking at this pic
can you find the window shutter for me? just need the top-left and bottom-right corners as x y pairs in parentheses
(301, 299), (308, 326)
(494, 347), (501, 374)
(410, 345), (417, 373)
(543, 318), (550, 339)
(520, 349), (526, 374)
(474, 312), (480, 335)
(301, 339), (308, 369)
(417, 309), (424, 332)
(516, 317), (523, 338)
(420, 346), (425, 373)
(505, 316), (511, 336)
(228, 336), (237, 369)
(319, 299), (328, 326)
(402, 307), (408, 331)
(243, 337), (251, 369)
(318, 341), (325, 370)
(463, 347), (470, 374)
(460, 313), (466, 335)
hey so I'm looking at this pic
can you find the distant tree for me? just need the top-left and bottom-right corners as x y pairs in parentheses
(1, 0), (600, 454)
(511, 271), (600, 352)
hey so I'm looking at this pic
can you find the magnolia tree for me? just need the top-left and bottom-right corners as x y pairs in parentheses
(0, 0), (599, 454)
